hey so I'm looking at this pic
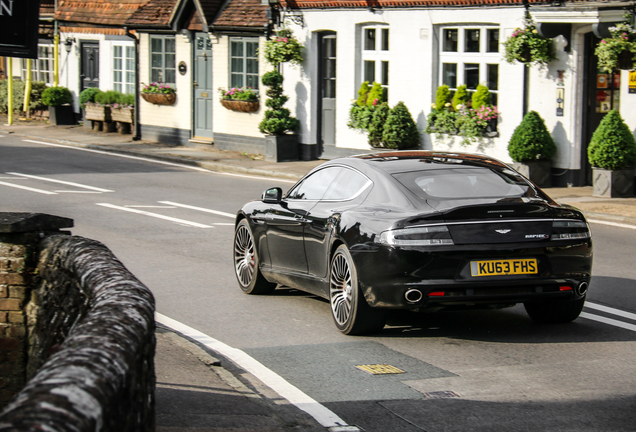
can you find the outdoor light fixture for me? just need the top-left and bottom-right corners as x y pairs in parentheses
(64, 37), (75, 54)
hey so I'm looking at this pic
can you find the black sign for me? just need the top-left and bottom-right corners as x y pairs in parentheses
(0, 0), (41, 59)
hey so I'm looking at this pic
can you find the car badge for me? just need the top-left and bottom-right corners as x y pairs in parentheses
(495, 229), (511, 234)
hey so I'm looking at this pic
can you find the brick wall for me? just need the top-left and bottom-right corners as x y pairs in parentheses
(0, 214), (156, 431)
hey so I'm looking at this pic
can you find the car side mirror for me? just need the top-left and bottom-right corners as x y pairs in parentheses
(262, 187), (282, 204)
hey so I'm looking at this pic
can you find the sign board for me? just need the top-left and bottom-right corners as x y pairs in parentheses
(0, 0), (41, 59)
(630, 71), (636, 94)
(556, 88), (564, 117)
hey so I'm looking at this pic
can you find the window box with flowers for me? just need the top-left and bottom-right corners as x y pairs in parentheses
(218, 87), (259, 113)
(141, 82), (176, 105)
(426, 85), (499, 146)
(503, 14), (556, 67)
(595, 15), (636, 73)
(261, 28), (304, 67)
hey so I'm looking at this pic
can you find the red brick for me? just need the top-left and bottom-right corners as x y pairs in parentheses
(0, 312), (6, 323)
(0, 337), (23, 350)
(7, 312), (22, 324)
(0, 286), (7, 298)
(0, 299), (22, 311)
(0, 273), (25, 285)
(7, 286), (26, 299)
(7, 325), (25, 338)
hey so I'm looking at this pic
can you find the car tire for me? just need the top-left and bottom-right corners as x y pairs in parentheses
(234, 219), (276, 295)
(524, 295), (586, 324)
(329, 245), (387, 335)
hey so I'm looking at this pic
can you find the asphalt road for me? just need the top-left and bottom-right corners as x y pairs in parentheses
(2, 136), (636, 431)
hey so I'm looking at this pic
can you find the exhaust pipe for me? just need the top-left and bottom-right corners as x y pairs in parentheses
(405, 289), (423, 303)
(577, 282), (589, 296)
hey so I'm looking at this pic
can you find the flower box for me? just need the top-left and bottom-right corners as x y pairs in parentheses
(111, 108), (134, 123)
(593, 167), (634, 198)
(220, 99), (259, 113)
(141, 92), (176, 105)
(48, 106), (76, 125)
(85, 106), (111, 122)
(265, 134), (299, 162)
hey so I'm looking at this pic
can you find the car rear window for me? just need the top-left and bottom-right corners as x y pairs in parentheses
(393, 167), (532, 199)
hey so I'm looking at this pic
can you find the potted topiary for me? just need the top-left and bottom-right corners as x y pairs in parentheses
(42, 86), (75, 125)
(382, 102), (420, 150)
(259, 70), (300, 162)
(588, 110), (636, 197)
(508, 110), (556, 187)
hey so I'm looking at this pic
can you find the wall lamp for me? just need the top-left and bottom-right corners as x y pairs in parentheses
(64, 37), (76, 54)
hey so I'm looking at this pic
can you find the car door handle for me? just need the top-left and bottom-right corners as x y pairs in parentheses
(294, 214), (308, 222)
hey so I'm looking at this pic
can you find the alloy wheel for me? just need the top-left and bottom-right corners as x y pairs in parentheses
(330, 252), (353, 326)
(234, 224), (255, 287)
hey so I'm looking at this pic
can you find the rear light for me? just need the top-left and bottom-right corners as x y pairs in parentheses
(551, 220), (591, 240)
(379, 225), (454, 246)
(559, 286), (573, 291)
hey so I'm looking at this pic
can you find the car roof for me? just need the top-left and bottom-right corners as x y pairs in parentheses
(342, 150), (510, 175)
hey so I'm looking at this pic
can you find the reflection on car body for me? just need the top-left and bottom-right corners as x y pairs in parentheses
(233, 151), (593, 335)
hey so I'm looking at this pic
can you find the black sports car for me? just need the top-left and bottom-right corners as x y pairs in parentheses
(233, 151), (592, 335)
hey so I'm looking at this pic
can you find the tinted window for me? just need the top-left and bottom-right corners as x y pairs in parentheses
(393, 167), (531, 199)
(288, 167), (342, 200)
(323, 168), (370, 200)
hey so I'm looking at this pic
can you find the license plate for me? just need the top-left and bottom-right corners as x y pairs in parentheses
(470, 259), (538, 277)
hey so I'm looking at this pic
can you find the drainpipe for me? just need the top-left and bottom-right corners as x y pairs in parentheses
(54, 0), (59, 86)
(125, 27), (141, 141)
(7, 58), (12, 125)
(522, 0), (529, 116)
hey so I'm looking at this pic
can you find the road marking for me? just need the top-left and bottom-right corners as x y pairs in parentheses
(21, 139), (297, 183)
(7, 172), (113, 192)
(53, 190), (103, 194)
(96, 203), (213, 228)
(581, 312), (636, 332)
(588, 219), (636, 230)
(155, 313), (359, 431)
(585, 301), (636, 322)
(158, 201), (235, 219)
(0, 180), (57, 195)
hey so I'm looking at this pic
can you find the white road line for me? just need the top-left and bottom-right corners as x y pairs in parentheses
(585, 301), (636, 322)
(7, 172), (113, 192)
(580, 312), (636, 333)
(21, 139), (297, 183)
(212, 223), (235, 226)
(588, 219), (636, 230)
(158, 201), (236, 219)
(54, 191), (103, 194)
(0, 180), (57, 195)
(96, 203), (213, 228)
(155, 313), (357, 431)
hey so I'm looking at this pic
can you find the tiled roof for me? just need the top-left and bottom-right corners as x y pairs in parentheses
(198, 0), (226, 28)
(126, 0), (178, 27)
(281, 0), (619, 8)
(213, 0), (269, 29)
(55, 0), (150, 26)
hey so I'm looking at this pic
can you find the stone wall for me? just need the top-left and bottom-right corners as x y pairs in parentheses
(0, 214), (156, 431)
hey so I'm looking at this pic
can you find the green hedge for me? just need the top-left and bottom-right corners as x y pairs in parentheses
(0, 79), (49, 113)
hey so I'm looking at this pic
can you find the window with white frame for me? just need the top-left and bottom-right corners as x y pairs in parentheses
(21, 44), (54, 84)
(114, 45), (135, 95)
(229, 38), (259, 89)
(150, 35), (176, 85)
(439, 26), (500, 105)
(361, 25), (389, 94)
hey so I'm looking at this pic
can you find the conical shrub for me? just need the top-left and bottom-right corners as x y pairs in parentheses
(382, 102), (420, 150)
(588, 110), (636, 170)
(508, 111), (556, 162)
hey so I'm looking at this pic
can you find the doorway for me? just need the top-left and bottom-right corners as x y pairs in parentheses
(317, 32), (336, 155)
(193, 33), (213, 140)
(581, 32), (621, 185)
(80, 41), (99, 92)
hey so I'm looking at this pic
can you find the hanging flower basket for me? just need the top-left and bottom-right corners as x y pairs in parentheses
(617, 49), (636, 70)
(141, 92), (176, 105)
(595, 17), (636, 72)
(220, 99), (259, 113)
(503, 14), (556, 67)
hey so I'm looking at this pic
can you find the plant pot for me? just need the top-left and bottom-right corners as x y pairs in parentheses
(48, 105), (75, 125)
(519, 46), (532, 63)
(265, 134), (299, 162)
(593, 167), (634, 198)
(617, 50), (635, 70)
(141, 92), (176, 105)
(220, 99), (259, 113)
(511, 160), (552, 188)
(111, 107), (134, 123)
(85, 106), (111, 122)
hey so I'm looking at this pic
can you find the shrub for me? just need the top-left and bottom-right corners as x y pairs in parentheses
(261, 28), (304, 67)
(508, 111), (556, 162)
(348, 103), (374, 131)
(588, 110), (636, 170)
(471, 85), (492, 111)
(0, 79), (48, 113)
(435, 85), (452, 111)
(259, 70), (299, 135)
(502, 14), (557, 67)
(452, 85), (470, 110)
(366, 82), (384, 108)
(79, 88), (102, 109)
(368, 103), (390, 148)
(382, 102), (420, 150)
(41, 86), (73, 106)
(218, 87), (259, 102)
(356, 81), (370, 107)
